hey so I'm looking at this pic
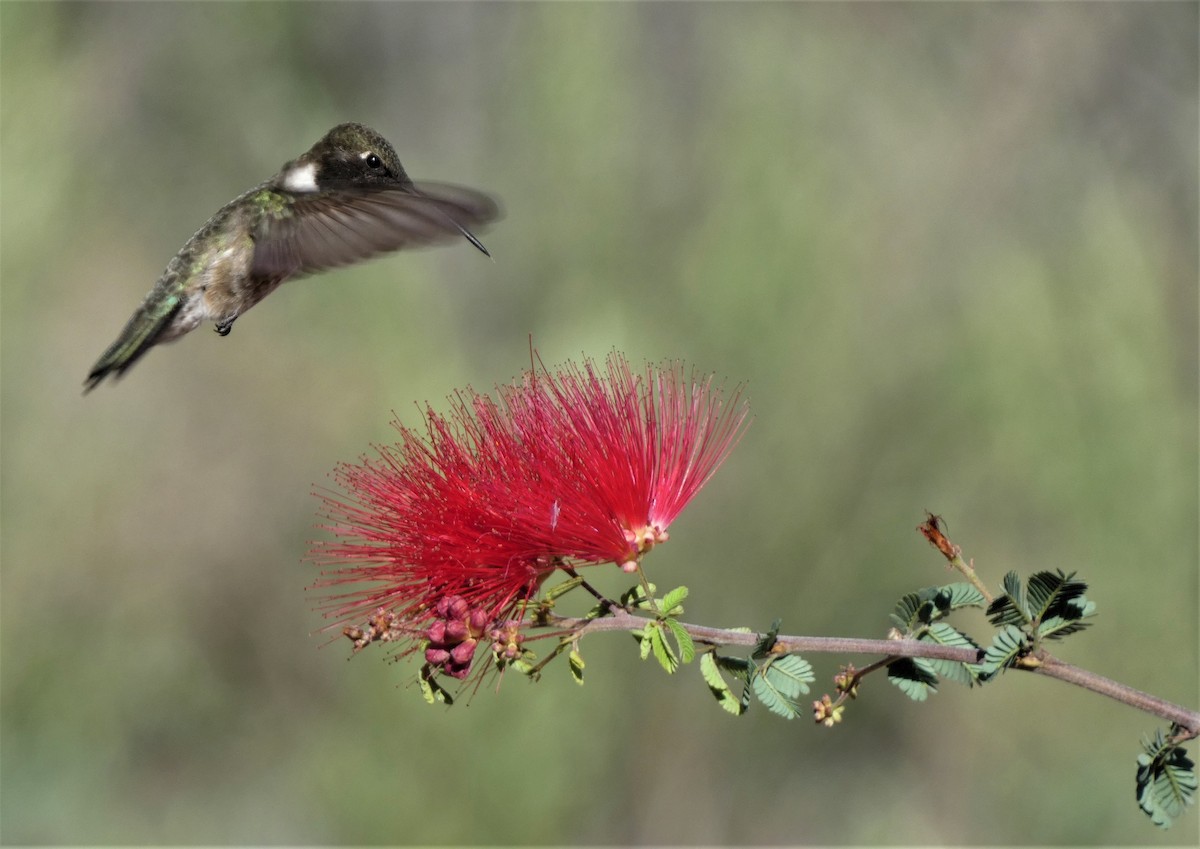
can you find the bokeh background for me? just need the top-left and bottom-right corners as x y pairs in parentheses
(2, 2), (1196, 844)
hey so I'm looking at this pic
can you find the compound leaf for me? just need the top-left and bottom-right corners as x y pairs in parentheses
(715, 654), (753, 681)
(921, 622), (981, 687)
(650, 623), (680, 673)
(988, 572), (1031, 628)
(750, 665), (802, 719)
(664, 617), (696, 665)
(887, 657), (939, 701)
(890, 591), (924, 632)
(940, 582), (987, 611)
(763, 654), (814, 700)
(661, 585), (689, 615)
(1137, 729), (1197, 829)
(978, 624), (1026, 675)
(1029, 571), (1096, 641)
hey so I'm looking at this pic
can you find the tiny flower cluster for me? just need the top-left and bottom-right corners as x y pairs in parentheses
(311, 352), (749, 681)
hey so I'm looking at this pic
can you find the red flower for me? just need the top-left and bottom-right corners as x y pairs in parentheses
(311, 352), (749, 678)
(500, 356), (751, 569)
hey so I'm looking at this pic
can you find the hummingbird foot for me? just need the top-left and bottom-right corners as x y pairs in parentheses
(214, 317), (237, 337)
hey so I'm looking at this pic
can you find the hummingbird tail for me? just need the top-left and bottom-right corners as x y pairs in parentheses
(83, 301), (181, 393)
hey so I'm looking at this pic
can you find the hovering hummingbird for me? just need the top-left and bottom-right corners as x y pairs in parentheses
(84, 122), (500, 392)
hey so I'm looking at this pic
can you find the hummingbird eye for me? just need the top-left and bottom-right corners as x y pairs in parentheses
(365, 152), (383, 170)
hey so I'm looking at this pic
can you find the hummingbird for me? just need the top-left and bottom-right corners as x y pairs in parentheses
(84, 122), (500, 392)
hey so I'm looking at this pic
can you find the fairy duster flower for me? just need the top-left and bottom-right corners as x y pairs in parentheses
(312, 352), (749, 678)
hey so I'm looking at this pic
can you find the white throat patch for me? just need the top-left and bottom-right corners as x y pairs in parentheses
(281, 162), (319, 193)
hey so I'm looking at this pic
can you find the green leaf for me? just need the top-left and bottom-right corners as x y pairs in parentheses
(987, 572), (1032, 629)
(978, 624), (1026, 675)
(660, 585), (688, 615)
(714, 654), (753, 681)
(890, 584), (987, 635)
(739, 679), (754, 713)
(649, 622), (679, 673)
(544, 575), (584, 602)
(635, 628), (652, 661)
(419, 667), (455, 705)
(700, 652), (745, 716)
(887, 657), (939, 701)
(568, 649), (585, 686)
(1026, 571), (1096, 641)
(928, 657), (977, 687)
(1037, 610), (1095, 641)
(924, 621), (979, 650)
(621, 582), (658, 611)
(750, 665), (802, 719)
(511, 657), (536, 677)
(763, 654), (814, 699)
(939, 582), (987, 611)
(664, 618), (696, 665)
(1026, 570), (1085, 618)
(921, 622), (981, 687)
(582, 596), (616, 621)
(700, 652), (726, 689)
(1137, 729), (1197, 829)
(889, 591), (925, 632)
(1001, 571), (1024, 607)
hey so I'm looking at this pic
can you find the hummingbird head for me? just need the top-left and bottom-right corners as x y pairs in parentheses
(278, 123), (412, 194)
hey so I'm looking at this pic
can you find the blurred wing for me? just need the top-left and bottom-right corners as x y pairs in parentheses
(251, 183), (501, 279)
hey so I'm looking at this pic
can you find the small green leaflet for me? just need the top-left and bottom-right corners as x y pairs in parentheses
(664, 618), (696, 664)
(941, 582), (987, 611)
(635, 628), (652, 661)
(714, 654), (753, 680)
(700, 651), (745, 716)
(978, 624), (1027, 675)
(649, 622), (678, 672)
(622, 582), (658, 611)
(634, 618), (695, 675)
(890, 583), (987, 633)
(660, 585), (688, 616)
(543, 575), (584, 602)
(569, 649), (585, 685)
(419, 667), (455, 705)
(1001, 571), (1025, 615)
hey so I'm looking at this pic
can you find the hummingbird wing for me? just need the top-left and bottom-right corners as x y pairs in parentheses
(250, 183), (501, 280)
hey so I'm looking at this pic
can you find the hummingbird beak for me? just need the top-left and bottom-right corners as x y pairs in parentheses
(410, 186), (492, 258)
(456, 222), (492, 258)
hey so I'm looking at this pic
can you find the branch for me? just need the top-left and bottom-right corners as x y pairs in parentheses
(1030, 653), (1200, 734)
(547, 610), (1200, 734)
(557, 609), (977, 661)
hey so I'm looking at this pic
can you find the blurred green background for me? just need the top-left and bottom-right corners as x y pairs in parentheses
(2, 1), (1196, 844)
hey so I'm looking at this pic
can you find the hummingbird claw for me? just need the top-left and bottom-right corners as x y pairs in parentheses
(214, 317), (236, 337)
